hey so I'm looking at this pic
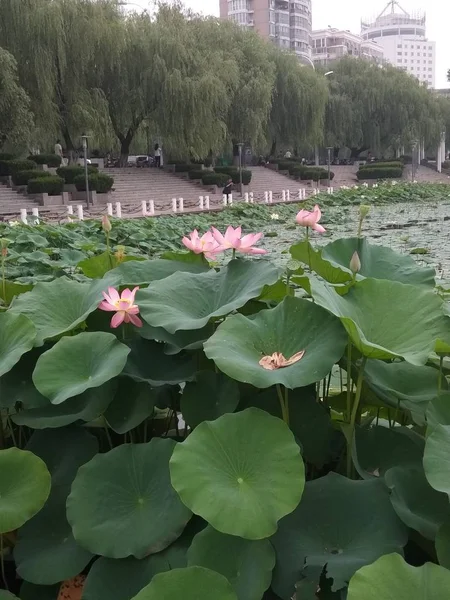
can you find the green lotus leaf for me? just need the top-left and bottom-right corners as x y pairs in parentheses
(12, 381), (117, 429)
(20, 583), (59, 600)
(290, 240), (350, 284)
(170, 408), (305, 539)
(424, 423), (450, 496)
(271, 473), (407, 596)
(347, 553), (450, 599)
(137, 260), (280, 333)
(363, 359), (446, 424)
(33, 332), (129, 404)
(426, 393), (450, 432)
(9, 278), (107, 345)
(0, 312), (35, 377)
(78, 252), (140, 278)
(0, 349), (48, 409)
(67, 439), (192, 558)
(0, 592), (20, 599)
(385, 463), (450, 540)
(123, 339), (195, 386)
(105, 258), (208, 287)
(353, 426), (424, 479)
(14, 427), (98, 584)
(130, 567), (237, 600)
(0, 281), (33, 306)
(181, 371), (240, 428)
(204, 297), (346, 389)
(436, 518), (450, 569)
(187, 525), (275, 600)
(310, 278), (444, 365)
(322, 237), (436, 286)
(0, 447), (51, 533)
(105, 379), (157, 434)
(139, 323), (214, 355)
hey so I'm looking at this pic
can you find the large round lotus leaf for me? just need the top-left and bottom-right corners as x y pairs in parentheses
(123, 339), (195, 387)
(424, 424), (450, 496)
(130, 567), (237, 600)
(271, 473), (407, 596)
(12, 381), (117, 429)
(105, 379), (157, 434)
(436, 519), (450, 569)
(0, 312), (35, 377)
(105, 258), (208, 287)
(187, 525), (275, 600)
(385, 463), (450, 540)
(347, 553), (450, 600)
(33, 332), (129, 404)
(9, 278), (106, 345)
(181, 371), (240, 428)
(0, 593), (20, 599)
(310, 278), (444, 365)
(20, 582), (59, 600)
(204, 297), (346, 389)
(363, 360), (446, 424)
(290, 240), (350, 284)
(139, 323), (213, 355)
(15, 427), (97, 584)
(170, 408), (304, 539)
(0, 447), (51, 533)
(322, 237), (436, 286)
(353, 426), (424, 479)
(0, 349), (48, 410)
(67, 439), (192, 558)
(426, 393), (450, 432)
(136, 260), (279, 333)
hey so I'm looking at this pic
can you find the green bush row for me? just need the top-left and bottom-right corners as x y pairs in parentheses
(201, 172), (230, 187)
(27, 154), (62, 167)
(360, 161), (404, 170)
(0, 159), (37, 177)
(12, 169), (51, 187)
(73, 172), (114, 193)
(188, 169), (205, 180)
(56, 165), (98, 184)
(357, 167), (403, 180)
(27, 176), (64, 196)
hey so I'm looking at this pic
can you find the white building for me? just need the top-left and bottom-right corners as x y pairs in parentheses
(361, 1), (436, 88)
(312, 28), (384, 66)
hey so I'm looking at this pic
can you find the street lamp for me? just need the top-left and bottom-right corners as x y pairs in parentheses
(411, 139), (418, 182)
(81, 135), (90, 209)
(237, 143), (244, 196)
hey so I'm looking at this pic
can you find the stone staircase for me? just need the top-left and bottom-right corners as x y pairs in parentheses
(0, 183), (39, 219)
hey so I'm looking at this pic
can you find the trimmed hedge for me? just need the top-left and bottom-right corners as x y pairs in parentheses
(188, 169), (205, 180)
(214, 166), (237, 175)
(201, 172), (230, 187)
(277, 161), (295, 172)
(12, 170), (51, 187)
(357, 167), (403, 180)
(174, 163), (195, 173)
(363, 161), (404, 170)
(3, 159), (37, 176)
(56, 165), (97, 184)
(73, 172), (114, 193)
(0, 153), (15, 162)
(300, 167), (334, 182)
(27, 176), (64, 196)
(228, 169), (252, 185)
(27, 154), (62, 167)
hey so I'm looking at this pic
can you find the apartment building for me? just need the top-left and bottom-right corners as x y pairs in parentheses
(312, 28), (384, 66)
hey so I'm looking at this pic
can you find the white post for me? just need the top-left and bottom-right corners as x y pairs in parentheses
(199, 196), (204, 210)
(149, 200), (155, 215)
(141, 201), (147, 216)
(282, 190), (286, 202)
(244, 192), (249, 203)
(107, 203), (113, 216)
(32, 207), (39, 218)
(264, 191), (269, 204)
(172, 198), (177, 212)
(115, 202), (122, 218)
(20, 209), (27, 224)
(67, 205), (74, 215)
(222, 194), (227, 206)
(205, 196), (210, 209)
(249, 192), (254, 203)
(228, 193), (233, 205)
(286, 190), (290, 202)
(298, 189), (304, 200)
(269, 191), (273, 203)
(178, 198), (184, 212)
(437, 141), (442, 173)
(327, 187), (334, 195)
(77, 205), (84, 220)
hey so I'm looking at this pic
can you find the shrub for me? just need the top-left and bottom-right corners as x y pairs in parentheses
(442, 161), (450, 170)
(3, 159), (37, 176)
(27, 153), (62, 167)
(56, 165), (97, 184)
(277, 161), (295, 172)
(229, 169), (252, 185)
(399, 155), (412, 164)
(300, 168), (334, 182)
(27, 176), (64, 195)
(188, 169), (205, 180)
(73, 172), (114, 193)
(357, 167), (403, 180)
(174, 163), (195, 173)
(0, 154), (16, 177)
(201, 172), (230, 187)
(214, 166), (237, 175)
(364, 161), (404, 170)
(288, 164), (306, 176)
(0, 153), (15, 162)
(12, 169), (51, 187)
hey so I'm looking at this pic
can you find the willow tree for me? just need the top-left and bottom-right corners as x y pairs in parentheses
(0, 47), (33, 150)
(268, 50), (328, 155)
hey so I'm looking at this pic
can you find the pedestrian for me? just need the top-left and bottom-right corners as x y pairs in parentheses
(54, 139), (67, 165)
(154, 143), (162, 168)
(223, 178), (233, 202)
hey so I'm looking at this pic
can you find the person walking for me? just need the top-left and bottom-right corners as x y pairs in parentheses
(54, 139), (66, 165)
(223, 178), (233, 202)
(154, 143), (162, 168)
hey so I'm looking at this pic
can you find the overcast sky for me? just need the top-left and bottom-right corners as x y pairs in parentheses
(133, 0), (449, 88)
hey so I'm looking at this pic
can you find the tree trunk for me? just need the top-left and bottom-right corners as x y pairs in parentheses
(270, 139), (277, 157)
(62, 127), (76, 164)
(119, 139), (131, 167)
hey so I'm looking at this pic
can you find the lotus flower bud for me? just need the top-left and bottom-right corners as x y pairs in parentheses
(359, 205), (370, 219)
(115, 245), (125, 263)
(350, 251), (361, 274)
(102, 215), (112, 233)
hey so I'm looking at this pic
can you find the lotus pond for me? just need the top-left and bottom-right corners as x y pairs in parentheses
(1, 184), (450, 600)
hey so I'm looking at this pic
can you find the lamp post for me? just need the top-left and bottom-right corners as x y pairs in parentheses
(81, 135), (90, 209)
(237, 143), (244, 196)
(411, 139), (418, 182)
(326, 147), (333, 187)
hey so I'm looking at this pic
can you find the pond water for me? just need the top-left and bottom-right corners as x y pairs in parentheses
(261, 201), (450, 286)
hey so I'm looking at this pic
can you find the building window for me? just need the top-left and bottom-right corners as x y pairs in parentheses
(428, 60), (432, 64)
(428, 67), (432, 71)
(428, 45), (432, 50)
(397, 44), (402, 47)
(428, 53), (432, 57)
(397, 51), (402, 55)
(417, 45), (420, 48)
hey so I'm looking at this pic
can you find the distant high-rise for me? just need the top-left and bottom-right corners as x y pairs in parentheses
(361, 1), (436, 87)
(219, 0), (313, 66)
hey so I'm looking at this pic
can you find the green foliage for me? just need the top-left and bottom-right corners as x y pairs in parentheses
(56, 165), (86, 183)
(4, 159), (37, 176)
(27, 154), (62, 167)
(27, 176), (64, 195)
(73, 172), (114, 193)
(357, 166), (403, 180)
(201, 172), (230, 186)
(188, 169), (205, 180)
(12, 169), (51, 186)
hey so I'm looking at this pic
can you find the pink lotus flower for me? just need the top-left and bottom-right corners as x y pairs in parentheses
(182, 229), (221, 259)
(295, 205), (326, 233)
(259, 351), (305, 370)
(99, 286), (143, 328)
(211, 226), (267, 255)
